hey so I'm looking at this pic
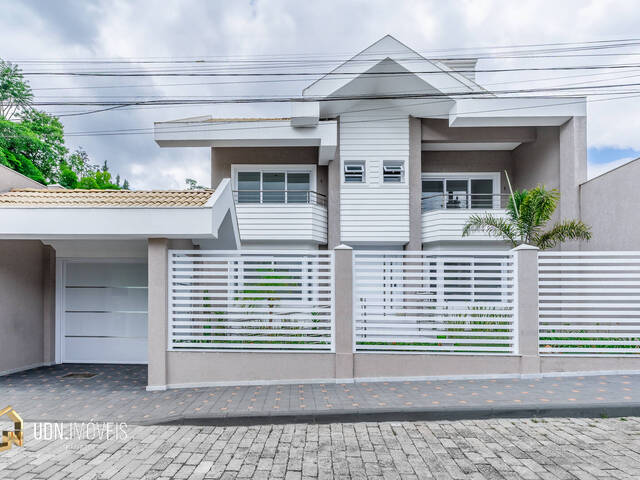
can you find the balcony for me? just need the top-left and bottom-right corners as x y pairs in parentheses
(422, 193), (509, 245)
(233, 190), (328, 245)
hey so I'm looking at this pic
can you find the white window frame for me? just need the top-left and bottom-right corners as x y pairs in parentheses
(232, 164), (317, 203)
(421, 172), (501, 209)
(343, 161), (366, 184)
(382, 160), (405, 184)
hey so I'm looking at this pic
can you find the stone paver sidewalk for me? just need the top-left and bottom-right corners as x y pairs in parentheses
(2, 364), (640, 425)
(2, 417), (640, 479)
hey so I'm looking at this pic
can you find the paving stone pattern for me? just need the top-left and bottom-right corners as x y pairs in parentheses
(1, 417), (640, 479)
(2, 364), (640, 424)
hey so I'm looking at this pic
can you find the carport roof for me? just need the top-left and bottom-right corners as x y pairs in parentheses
(0, 188), (215, 208)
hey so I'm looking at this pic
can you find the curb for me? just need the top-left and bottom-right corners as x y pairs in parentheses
(146, 403), (640, 427)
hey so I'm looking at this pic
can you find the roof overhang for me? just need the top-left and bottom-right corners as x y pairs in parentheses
(155, 119), (337, 165)
(449, 96), (586, 127)
(0, 179), (241, 245)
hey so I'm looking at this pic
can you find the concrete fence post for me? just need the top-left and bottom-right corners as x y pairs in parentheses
(512, 244), (540, 375)
(334, 244), (354, 382)
(147, 238), (169, 390)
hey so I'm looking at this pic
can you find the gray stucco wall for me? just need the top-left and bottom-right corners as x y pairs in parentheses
(579, 158), (640, 250)
(421, 150), (515, 197)
(512, 126), (561, 194)
(210, 146), (328, 196)
(0, 240), (47, 374)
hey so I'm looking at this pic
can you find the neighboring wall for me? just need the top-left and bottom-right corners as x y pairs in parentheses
(210, 146), (328, 196)
(0, 240), (53, 374)
(0, 164), (44, 192)
(580, 158), (640, 250)
(339, 105), (410, 245)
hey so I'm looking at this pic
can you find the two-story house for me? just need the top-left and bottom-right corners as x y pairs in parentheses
(155, 35), (586, 252)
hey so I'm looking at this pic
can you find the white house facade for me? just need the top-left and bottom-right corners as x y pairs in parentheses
(155, 35), (587, 252)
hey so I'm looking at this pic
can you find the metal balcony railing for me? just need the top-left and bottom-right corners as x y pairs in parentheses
(233, 190), (327, 207)
(421, 193), (511, 212)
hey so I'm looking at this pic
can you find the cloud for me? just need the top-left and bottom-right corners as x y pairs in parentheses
(2, 0), (640, 188)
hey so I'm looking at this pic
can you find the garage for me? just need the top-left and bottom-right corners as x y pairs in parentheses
(61, 261), (148, 364)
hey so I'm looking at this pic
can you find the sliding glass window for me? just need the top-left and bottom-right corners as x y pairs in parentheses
(237, 171), (311, 204)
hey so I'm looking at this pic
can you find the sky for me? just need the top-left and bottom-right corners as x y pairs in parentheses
(1, 0), (640, 189)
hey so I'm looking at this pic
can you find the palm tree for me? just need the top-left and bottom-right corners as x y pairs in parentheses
(462, 186), (592, 249)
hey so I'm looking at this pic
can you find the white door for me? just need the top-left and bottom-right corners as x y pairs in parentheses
(62, 261), (148, 363)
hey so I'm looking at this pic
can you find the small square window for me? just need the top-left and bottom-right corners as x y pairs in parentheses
(383, 161), (404, 183)
(344, 162), (365, 183)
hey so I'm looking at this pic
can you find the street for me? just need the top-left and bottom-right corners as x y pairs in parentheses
(1, 417), (639, 479)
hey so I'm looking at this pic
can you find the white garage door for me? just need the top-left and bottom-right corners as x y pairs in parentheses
(62, 261), (148, 363)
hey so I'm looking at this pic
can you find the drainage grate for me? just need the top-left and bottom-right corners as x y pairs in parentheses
(62, 372), (97, 379)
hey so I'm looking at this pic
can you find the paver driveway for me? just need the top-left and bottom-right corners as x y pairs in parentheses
(3, 364), (640, 424)
(1, 417), (640, 479)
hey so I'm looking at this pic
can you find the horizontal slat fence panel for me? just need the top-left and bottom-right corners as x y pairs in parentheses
(539, 252), (640, 355)
(168, 250), (334, 351)
(354, 251), (516, 354)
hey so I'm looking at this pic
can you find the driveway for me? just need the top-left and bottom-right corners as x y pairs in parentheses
(3, 364), (640, 425)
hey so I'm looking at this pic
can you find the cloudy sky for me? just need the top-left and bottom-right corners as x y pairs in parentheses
(2, 0), (640, 189)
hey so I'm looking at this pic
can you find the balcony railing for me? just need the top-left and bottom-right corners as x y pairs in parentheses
(233, 190), (327, 207)
(421, 193), (511, 212)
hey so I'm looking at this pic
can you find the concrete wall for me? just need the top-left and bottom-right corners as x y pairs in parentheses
(579, 158), (640, 250)
(0, 164), (44, 192)
(0, 240), (51, 375)
(512, 126), (561, 194)
(210, 146), (328, 196)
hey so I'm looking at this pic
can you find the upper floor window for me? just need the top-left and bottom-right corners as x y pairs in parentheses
(344, 162), (365, 183)
(236, 170), (311, 204)
(422, 175), (497, 211)
(383, 161), (404, 183)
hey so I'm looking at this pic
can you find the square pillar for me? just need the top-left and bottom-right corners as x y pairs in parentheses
(42, 244), (56, 365)
(147, 238), (169, 390)
(407, 116), (422, 250)
(512, 244), (540, 375)
(334, 245), (354, 382)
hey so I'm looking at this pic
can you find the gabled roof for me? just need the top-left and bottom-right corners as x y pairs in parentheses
(302, 35), (482, 98)
(0, 188), (214, 208)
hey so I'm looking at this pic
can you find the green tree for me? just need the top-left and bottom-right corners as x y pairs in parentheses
(0, 119), (46, 184)
(0, 60), (33, 120)
(19, 109), (68, 181)
(185, 178), (205, 190)
(462, 186), (592, 249)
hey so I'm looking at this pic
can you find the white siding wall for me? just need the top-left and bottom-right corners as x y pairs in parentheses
(236, 204), (327, 244)
(340, 108), (410, 244)
(422, 209), (508, 244)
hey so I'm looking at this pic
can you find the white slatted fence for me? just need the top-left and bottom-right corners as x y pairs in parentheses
(354, 251), (517, 354)
(168, 250), (334, 351)
(539, 252), (640, 355)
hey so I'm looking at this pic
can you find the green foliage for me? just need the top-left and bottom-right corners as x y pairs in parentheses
(185, 178), (206, 190)
(0, 57), (131, 190)
(0, 119), (46, 183)
(18, 109), (68, 181)
(0, 60), (33, 120)
(463, 185), (592, 249)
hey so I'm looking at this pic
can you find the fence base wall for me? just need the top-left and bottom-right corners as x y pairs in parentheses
(151, 352), (640, 388)
(164, 351), (336, 388)
(353, 353), (524, 379)
(540, 356), (640, 374)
